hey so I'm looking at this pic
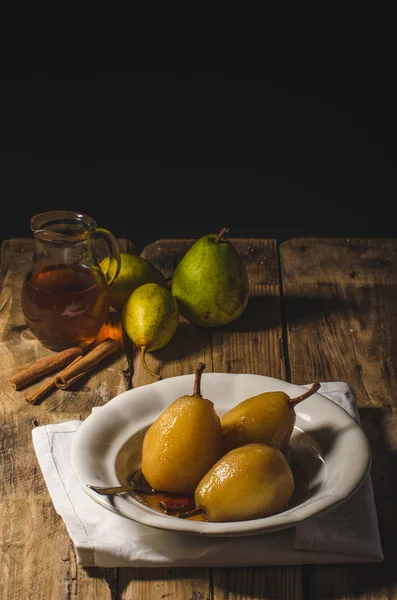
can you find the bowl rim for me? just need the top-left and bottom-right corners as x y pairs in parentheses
(70, 373), (372, 537)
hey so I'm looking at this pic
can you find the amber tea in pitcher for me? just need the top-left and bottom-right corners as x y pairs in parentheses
(21, 211), (121, 351)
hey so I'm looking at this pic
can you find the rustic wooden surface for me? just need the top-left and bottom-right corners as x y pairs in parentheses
(0, 236), (395, 600)
(280, 238), (397, 600)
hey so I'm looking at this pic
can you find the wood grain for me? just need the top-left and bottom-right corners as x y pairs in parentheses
(0, 238), (133, 600)
(118, 568), (211, 600)
(280, 237), (397, 600)
(116, 238), (298, 600)
(213, 567), (303, 600)
(280, 238), (397, 405)
(2, 234), (394, 599)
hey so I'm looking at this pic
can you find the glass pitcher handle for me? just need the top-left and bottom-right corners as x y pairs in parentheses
(94, 228), (121, 286)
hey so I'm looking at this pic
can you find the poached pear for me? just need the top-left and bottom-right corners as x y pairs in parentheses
(122, 282), (178, 379)
(141, 363), (224, 495)
(220, 382), (321, 454)
(171, 227), (249, 327)
(180, 443), (294, 522)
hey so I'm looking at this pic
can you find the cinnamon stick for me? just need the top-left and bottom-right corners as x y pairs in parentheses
(10, 346), (83, 390)
(25, 339), (119, 404)
(158, 497), (196, 514)
(25, 378), (56, 405)
(25, 355), (84, 404)
(54, 338), (119, 389)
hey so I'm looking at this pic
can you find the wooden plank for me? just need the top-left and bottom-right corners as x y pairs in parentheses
(0, 238), (133, 600)
(210, 240), (297, 600)
(213, 567), (303, 600)
(118, 568), (211, 600)
(123, 239), (212, 600)
(280, 237), (397, 406)
(208, 239), (285, 380)
(302, 498), (397, 599)
(10, 233), (395, 599)
(0, 499), (118, 599)
(117, 238), (297, 600)
(280, 237), (397, 600)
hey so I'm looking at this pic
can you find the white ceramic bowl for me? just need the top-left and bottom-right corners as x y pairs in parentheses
(70, 373), (371, 537)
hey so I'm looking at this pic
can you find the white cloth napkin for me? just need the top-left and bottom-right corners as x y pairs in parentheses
(32, 382), (383, 568)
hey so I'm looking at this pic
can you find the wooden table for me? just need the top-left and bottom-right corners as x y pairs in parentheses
(0, 236), (395, 600)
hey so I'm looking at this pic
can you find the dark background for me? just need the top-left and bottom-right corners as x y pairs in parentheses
(1, 71), (395, 253)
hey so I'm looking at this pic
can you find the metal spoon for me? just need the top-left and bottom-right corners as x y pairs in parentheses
(87, 483), (138, 495)
(87, 481), (156, 496)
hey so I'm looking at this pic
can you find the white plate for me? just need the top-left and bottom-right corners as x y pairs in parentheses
(70, 373), (371, 537)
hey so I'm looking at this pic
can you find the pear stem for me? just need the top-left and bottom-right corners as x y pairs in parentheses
(140, 346), (162, 380)
(177, 506), (205, 519)
(193, 362), (206, 396)
(289, 381), (321, 406)
(214, 227), (229, 244)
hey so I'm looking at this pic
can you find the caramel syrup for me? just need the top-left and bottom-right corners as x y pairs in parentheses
(21, 263), (110, 351)
(129, 471), (207, 521)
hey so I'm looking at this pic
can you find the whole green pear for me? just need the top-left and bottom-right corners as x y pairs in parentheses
(171, 227), (249, 327)
(100, 253), (167, 311)
(122, 283), (179, 379)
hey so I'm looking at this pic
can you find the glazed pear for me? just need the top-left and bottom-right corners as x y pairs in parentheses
(171, 227), (249, 327)
(181, 443), (294, 522)
(141, 363), (223, 495)
(221, 382), (321, 454)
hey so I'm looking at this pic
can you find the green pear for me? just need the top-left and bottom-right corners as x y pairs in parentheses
(100, 253), (167, 311)
(171, 227), (249, 327)
(141, 363), (224, 494)
(122, 282), (178, 379)
(180, 443), (294, 522)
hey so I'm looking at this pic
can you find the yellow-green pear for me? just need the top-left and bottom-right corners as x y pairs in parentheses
(100, 253), (167, 311)
(141, 363), (224, 495)
(122, 282), (178, 379)
(220, 382), (321, 454)
(171, 227), (249, 327)
(180, 443), (294, 522)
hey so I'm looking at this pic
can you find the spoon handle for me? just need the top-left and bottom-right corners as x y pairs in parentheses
(87, 483), (136, 495)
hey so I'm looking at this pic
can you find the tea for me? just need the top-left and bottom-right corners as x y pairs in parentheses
(21, 263), (110, 351)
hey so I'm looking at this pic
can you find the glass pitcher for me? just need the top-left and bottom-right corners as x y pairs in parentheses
(21, 211), (121, 351)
